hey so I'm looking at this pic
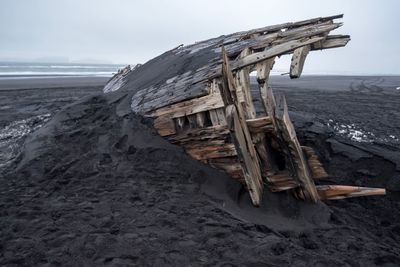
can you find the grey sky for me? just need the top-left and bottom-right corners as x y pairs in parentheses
(0, 0), (399, 74)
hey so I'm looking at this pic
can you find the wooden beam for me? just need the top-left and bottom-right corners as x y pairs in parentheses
(246, 116), (272, 127)
(231, 36), (325, 71)
(316, 185), (386, 200)
(290, 45), (310, 78)
(310, 35), (350, 50)
(221, 47), (264, 206)
(236, 48), (257, 119)
(145, 92), (224, 118)
(256, 57), (275, 85)
(274, 94), (320, 202)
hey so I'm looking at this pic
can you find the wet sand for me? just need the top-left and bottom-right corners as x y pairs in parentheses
(0, 76), (400, 266)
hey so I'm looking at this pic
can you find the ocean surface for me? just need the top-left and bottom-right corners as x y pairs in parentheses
(0, 62), (126, 79)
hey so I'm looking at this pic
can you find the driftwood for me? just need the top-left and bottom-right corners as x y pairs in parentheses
(105, 14), (385, 206)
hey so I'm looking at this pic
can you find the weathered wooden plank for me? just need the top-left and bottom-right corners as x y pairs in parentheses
(168, 125), (230, 144)
(275, 95), (320, 202)
(222, 47), (265, 204)
(185, 142), (237, 160)
(316, 185), (386, 200)
(302, 146), (328, 179)
(290, 45), (310, 78)
(226, 104), (263, 205)
(246, 117), (272, 131)
(236, 48), (257, 119)
(242, 14), (343, 37)
(146, 92), (224, 118)
(209, 108), (227, 126)
(310, 35), (350, 50)
(256, 57), (275, 85)
(153, 116), (176, 137)
(231, 36), (325, 71)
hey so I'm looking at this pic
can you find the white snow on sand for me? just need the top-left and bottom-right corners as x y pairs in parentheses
(0, 113), (51, 167)
(327, 119), (398, 143)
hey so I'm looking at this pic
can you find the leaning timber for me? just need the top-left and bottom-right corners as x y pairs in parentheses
(105, 14), (386, 206)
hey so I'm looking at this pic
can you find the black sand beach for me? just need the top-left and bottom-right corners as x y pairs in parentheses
(1, 75), (400, 266)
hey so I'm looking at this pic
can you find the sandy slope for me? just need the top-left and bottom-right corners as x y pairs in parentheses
(0, 76), (400, 266)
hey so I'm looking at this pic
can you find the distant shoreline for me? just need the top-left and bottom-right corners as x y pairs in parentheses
(0, 76), (109, 90)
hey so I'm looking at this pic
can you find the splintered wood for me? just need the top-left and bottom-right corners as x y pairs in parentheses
(138, 14), (385, 206)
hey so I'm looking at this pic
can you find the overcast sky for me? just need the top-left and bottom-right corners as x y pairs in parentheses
(1, 0), (399, 74)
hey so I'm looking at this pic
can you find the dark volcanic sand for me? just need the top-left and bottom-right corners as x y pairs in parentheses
(1, 76), (400, 266)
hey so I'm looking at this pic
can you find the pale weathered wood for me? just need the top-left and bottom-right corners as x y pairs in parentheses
(242, 14), (343, 38)
(221, 47), (264, 206)
(225, 104), (263, 205)
(196, 112), (206, 127)
(246, 116), (272, 131)
(232, 36), (325, 71)
(146, 92), (224, 118)
(290, 45), (310, 78)
(316, 185), (386, 200)
(310, 35), (350, 50)
(209, 108), (227, 126)
(185, 142), (237, 160)
(235, 48), (257, 119)
(275, 95), (320, 202)
(256, 57), (275, 85)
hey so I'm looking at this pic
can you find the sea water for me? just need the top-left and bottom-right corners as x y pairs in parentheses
(0, 62), (126, 79)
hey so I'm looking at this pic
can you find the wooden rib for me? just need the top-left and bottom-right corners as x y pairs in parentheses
(221, 47), (264, 206)
(310, 35), (350, 50)
(302, 146), (328, 179)
(236, 48), (256, 119)
(290, 45), (310, 78)
(209, 108), (227, 126)
(273, 94), (319, 202)
(249, 21), (340, 52)
(256, 57), (275, 85)
(316, 185), (386, 200)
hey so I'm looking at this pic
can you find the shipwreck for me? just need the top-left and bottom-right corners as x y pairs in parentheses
(104, 14), (385, 206)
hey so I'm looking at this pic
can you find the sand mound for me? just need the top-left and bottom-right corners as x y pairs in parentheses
(1, 87), (400, 265)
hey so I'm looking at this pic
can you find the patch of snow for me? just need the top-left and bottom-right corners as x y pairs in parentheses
(0, 113), (51, 167)
(327, 119), (399, 143)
